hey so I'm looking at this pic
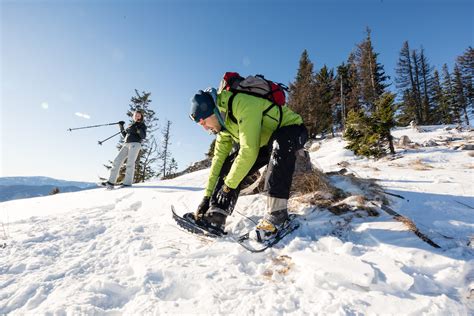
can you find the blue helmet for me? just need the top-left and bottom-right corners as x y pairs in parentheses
(189, 88), (217, 122)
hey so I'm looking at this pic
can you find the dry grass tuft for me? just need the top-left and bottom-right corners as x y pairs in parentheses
(326, 204), (355, 216)
(272, 255), (293, 275)
(412, 158), (434, 170)
(360, 164), (380, 171)
(262, 255), (294, 279)
(291, 192), (334, 206)
(388, 162), (404, 168)
(329, 195), (380, 217)
(344, 174), (389, 204)
(354, 195), (367, 205)
(395, 215), (417, 231)
(291, 168), (338, 195)
(291, 171), (385, 218)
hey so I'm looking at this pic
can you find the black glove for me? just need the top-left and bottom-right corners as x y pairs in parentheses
(215, 184), (237, 210)
(119, 122), (125, 132)
(195, 196), (210, 220)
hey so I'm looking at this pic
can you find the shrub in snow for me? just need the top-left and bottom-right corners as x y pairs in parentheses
(343, 93), (396, 158)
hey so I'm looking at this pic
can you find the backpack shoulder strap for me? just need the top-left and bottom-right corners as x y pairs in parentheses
(228, 93), (238, 124)
(262, 104), (283, 129)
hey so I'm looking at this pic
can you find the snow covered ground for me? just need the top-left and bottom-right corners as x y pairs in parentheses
(0, 125), (473, 314)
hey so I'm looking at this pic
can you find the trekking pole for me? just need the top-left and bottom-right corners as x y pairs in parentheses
(98, 131), (122, 145)
(67, 122), (121, 132)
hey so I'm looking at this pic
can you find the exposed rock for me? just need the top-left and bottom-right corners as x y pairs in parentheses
(410, 120), (421, 132)
(460, 144), (474, 150)
(308, 142), (321, 152)
(422, 139), (439, 147)
(398, 135), (411, 146)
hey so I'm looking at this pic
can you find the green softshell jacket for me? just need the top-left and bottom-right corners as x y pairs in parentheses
(204, 90), (304, 197)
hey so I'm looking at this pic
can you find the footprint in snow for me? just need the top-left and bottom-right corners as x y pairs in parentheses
(128, 201), (142, 212)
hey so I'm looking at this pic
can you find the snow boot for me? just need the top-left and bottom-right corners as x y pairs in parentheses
(200, 207), (227, 235)
(100, 181), (115, 189)
(250, 197), (289, 242)
(250, 210), (289, 242)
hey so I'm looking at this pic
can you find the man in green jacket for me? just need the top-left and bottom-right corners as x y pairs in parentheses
(189, 87), (308, 242)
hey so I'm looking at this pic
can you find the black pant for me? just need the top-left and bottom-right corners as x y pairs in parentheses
(210, 124), (308, 215)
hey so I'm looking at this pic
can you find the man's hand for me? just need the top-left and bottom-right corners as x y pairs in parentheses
(195, 196), (210, 220)
(215, 184), (236, 209)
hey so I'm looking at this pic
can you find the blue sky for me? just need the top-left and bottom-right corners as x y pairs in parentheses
(1, 0), (472, 182)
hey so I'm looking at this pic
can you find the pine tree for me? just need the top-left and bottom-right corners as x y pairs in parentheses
(395, 90), (417, 125)
(373, 93), (396, 155)
(139, 138), (160, 182)
(441, 64), (461, 123)
(456, 47), (473, 124)
(396, 43), (435, 125)
(344, 109), (385, 157)
(166, 158), (178, 176)
(453, 64), (470, 125)
(411, 49), (423, 122)
(334, 64), (347, 130)
(354, 28), (389, 111)
(288, 49), (317, 136)
(335, 62), (359, 130)
(419, 48), (434, 123)
(346, 53), (362, 113)
(430, 70), (447, 124)
(395, 41), (421, 125)
(158, 120), (177, 178)
(313, 65), (335, 136)
(128, 90), (159, 182)
(395, 42), (415, 95)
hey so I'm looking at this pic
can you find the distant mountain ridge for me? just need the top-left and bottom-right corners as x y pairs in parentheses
(0, 176), (97, 202)
(0, 176), (96, 188)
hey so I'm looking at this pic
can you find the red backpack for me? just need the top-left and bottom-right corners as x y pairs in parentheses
(218, 72), (288, 106)
(218, 72), (288, 127)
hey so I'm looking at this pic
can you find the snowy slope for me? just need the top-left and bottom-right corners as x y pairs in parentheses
(0, 125), (472, 314)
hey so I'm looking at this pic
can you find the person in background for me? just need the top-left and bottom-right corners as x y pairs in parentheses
(101, 109), (147, 189)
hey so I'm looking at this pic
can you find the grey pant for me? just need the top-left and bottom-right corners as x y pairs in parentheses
(108, 142), (141, 186)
